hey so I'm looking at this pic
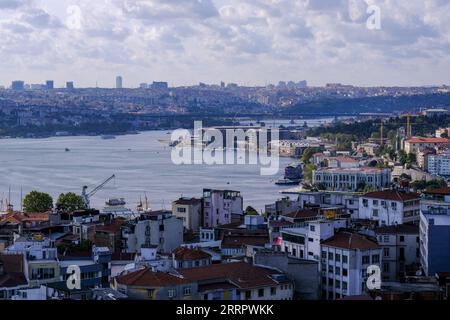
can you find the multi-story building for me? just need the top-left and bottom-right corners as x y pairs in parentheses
(296, 190), (360, 218)
(321, 232), (381, 300)
(427, 151), (450, 176)
(358, 190), (421, 226)
(313, 167), (391, 191)
(202, 189), (243, 228)
(375, 224), (420, 281)
(419, 211), (450, 276)
(421, 187), (450, 215)
(404, 137), (450, 154)
(280, 219), (347, 262)
(124, 211), (183, 254)
(172, 198), (202, 232)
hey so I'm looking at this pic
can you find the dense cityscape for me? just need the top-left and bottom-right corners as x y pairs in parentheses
(1, 96), (450, 300)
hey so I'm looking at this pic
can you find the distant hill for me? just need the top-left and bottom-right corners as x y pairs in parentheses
(282, 93), (450, 115)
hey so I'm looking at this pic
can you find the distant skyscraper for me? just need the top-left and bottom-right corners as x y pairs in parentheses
(46, 80), (54, 90)
(66, 81), (74, 90)
(11, 81), (24, 91)
(151, 81), (168, 90)
(116, 76), (123, 89)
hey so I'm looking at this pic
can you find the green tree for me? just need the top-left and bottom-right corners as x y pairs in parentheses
(56, 192), (85, 213)
(303, 163), (316, 182)
(245, 206), (259, 216)
(23, 191), (53, 213)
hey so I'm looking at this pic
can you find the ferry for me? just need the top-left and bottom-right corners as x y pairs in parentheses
(101, 198), (137, 219)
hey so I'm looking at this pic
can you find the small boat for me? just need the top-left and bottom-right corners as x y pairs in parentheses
(65, 148), (70, 152)
(101, 135), (116, 140)
(275, 178), (300, 186)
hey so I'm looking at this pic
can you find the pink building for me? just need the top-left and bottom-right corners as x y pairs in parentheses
(202, 189), (243, 228)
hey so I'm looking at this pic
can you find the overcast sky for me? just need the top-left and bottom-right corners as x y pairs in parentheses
(0, 0), (449, 88)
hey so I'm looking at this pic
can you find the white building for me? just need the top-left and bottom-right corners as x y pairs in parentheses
(321, 232), (381, 300)
(281, 219), (347, 262)
(375, 224), (420, 281)
(358, 190), (421, 226)
(313, 167), (391, 192)
(296, 190), (360, 218)
(427, 151), (450, 176)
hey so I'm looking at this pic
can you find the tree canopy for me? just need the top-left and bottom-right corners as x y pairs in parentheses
(23, 191), (53, 213)
(56, 192), (85, 213)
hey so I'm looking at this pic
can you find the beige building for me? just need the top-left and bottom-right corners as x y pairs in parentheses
(172, 198), (202, 232)
(404, 137), (450, 154)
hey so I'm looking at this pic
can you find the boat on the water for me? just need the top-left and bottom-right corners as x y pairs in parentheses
(275, 162), (303, 186)
(101, 198), (136, 219)
(101, 135), (116, 140)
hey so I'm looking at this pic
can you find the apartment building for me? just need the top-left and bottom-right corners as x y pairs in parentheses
(321, 232), (381, 300)
(375, 224), (420, 281)
(172, 198), (202, 232)
(202, 189), (243, 228)
(404, 137), (450, 154)
(358, 190), (421, 226)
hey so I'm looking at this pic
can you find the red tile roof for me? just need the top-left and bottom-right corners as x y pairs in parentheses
(282, 209), (319, 219)
(425, 187), (450, 196)
(116, 267), (191, 287)
(322, 232), (379, 250)
(0, 253), (27, 288)
(178, 262), (290, 289)
(173, 247), (211, 261)
(221, 235), (268, 248)
(407, 137), (450, 144)
(375, 224), (419, 235)
(363, 190), (420, 202)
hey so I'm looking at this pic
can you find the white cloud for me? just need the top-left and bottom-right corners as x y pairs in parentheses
(0, 0), (449, 87)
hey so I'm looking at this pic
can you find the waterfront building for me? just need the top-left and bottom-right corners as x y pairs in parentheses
(312, 167), (391, 191)
(427, 150), (450, 176)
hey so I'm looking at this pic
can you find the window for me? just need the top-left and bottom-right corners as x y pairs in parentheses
(373, 200), (378, 206)
(383, 263), (390, 273)
(372, 209), (379, 217)
(362, 256), (370, 264)
(328, 278), (334, 286)
(328, 252), (334, 260)
(258, 288), (264, 297)
(342, 255), (348, 263)
(372, 255), (380, 263)
(147, 289), (155, 299)
(342, 282), (348, 290)
(245, 291), (251, 300)
(328, 265), (334, 273)
(342, 268), (348, 276)
(271, 287), (277, 296)
(399, 236), (405, 242)
(335, 267), (341, 275)
(177, 207), (186, 213)
(363, 199), (368, 207)
(336, 280), (341, 289)
(310, 225), (316, 232)
(183, 287), (191, 296)
(335, 253), (341, 262)
(322, 264), (327, 272)
(308, 238), (314, 242)
(383, 235), (389, 243)
(383, 248), (390, 257)
(391, 202), (397, 210)
(322, 251), (327, 259)
(168, 289), (175, 298)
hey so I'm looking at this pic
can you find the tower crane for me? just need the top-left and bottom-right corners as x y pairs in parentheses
(82, 174), (116, 209)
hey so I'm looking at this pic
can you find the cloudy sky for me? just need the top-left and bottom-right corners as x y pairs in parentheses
(0, 0), (449, 88)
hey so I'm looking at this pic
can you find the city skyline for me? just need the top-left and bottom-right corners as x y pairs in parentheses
(0, 0), (449, 88)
